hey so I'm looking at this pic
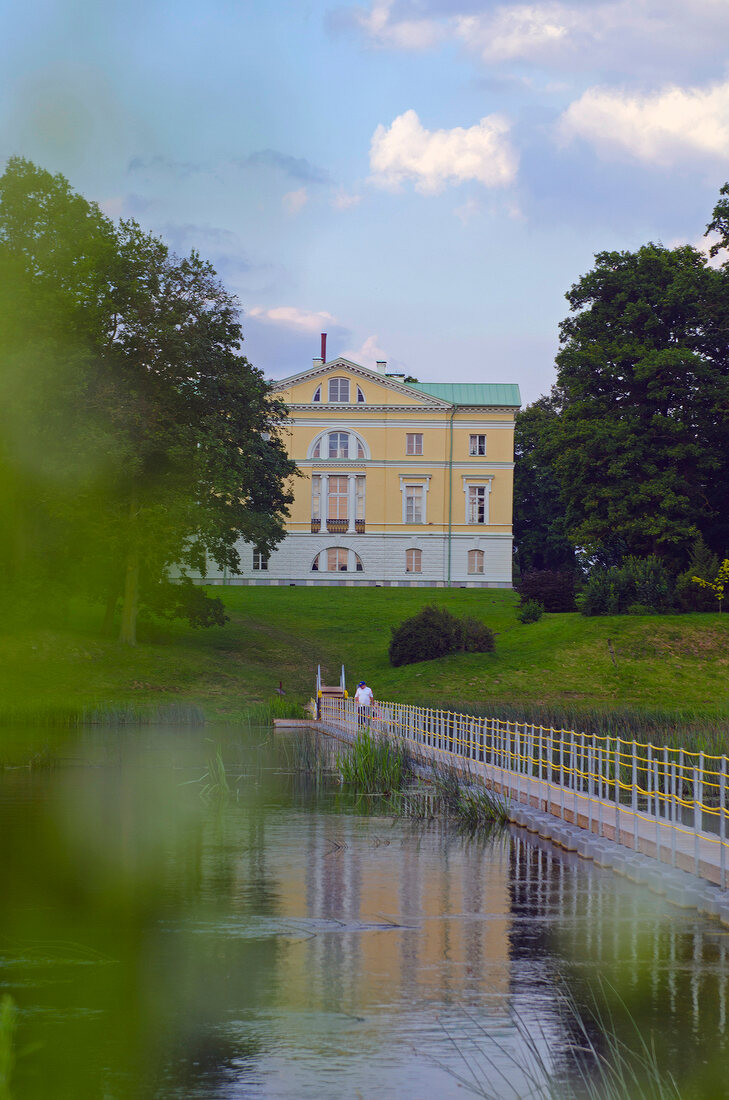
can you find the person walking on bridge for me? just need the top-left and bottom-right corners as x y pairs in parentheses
(354, 681), (374, 727)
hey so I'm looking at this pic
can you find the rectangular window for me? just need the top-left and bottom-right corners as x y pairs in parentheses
(405, 485), (423, 524)
(468, 486), (487, 524)
(468, 549), (484, 574)
(469, 434), (486, 456)
(328, 377), (350, 402)
(327, 547), (348, 572)
(406, 548), (422, 573)
(253, 548), (268, 571)
(311, 475), (321, 520)
(406, 433), (423, 456)
(328, 432), (349, 459)
(327, 475), (349, 520)
(355, 476), (366, 521)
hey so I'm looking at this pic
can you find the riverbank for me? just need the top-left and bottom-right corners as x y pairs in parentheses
(1, 587), (728, 743)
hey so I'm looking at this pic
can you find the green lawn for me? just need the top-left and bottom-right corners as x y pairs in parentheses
(1, 587), (728, 743)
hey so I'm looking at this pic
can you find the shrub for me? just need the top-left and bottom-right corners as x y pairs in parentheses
(388, 605), (494, 667)
(578, 556), (674, 616)
(459, 616), (496, 652)
(517, 598), (544, 624)
(675, 536), (720, 611)
(518, 570), (576, 612)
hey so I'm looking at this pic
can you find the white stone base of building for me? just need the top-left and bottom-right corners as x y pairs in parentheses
(201, 532), (513, 588)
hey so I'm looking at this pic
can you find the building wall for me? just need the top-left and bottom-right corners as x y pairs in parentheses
(201, 359), (518, 587)
(207, 531), (513, 587)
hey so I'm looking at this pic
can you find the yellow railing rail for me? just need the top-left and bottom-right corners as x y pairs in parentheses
(318, 696), (729, 888)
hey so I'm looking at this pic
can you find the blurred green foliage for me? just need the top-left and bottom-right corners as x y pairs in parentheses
(0, 158), (295, 645)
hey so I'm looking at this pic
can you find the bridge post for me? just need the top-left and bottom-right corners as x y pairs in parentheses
(721, 757), (726, 890)
(614, 738), (620, 843)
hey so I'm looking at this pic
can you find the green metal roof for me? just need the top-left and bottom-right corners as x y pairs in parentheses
(404, 382), (521, 407)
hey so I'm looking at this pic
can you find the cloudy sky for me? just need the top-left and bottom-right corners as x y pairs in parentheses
(3, 0), (729, 403)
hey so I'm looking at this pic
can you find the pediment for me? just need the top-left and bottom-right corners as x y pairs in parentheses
(271, 358), (450, 407)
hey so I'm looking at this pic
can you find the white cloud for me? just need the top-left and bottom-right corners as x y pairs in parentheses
(283, 187), (308, 215)
(341, 334), (389, 369)
(248, 306), (338, 333)
(332, 189), (362, 209)
(559, 78), (729, 165)
(346, 1), (729, 81)
(369, 109), (517, 193)
(350, 0), (446, 49)
(455, 4), (572, 63)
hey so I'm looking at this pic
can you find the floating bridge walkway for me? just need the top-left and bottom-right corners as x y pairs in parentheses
(313, 689), (729, 920)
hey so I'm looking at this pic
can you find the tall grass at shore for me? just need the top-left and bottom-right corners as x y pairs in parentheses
(440, 985), (680, 1100)
(0, 701), (206, 728)
(241, 697), (308, 726)
(430, 762), (510, 828)
(337, 726), (409, 795)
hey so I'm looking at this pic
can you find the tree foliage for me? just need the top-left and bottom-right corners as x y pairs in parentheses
(675, 536), (719, 611)
(0, 157), (296, 642)
(517, 570), (576, 612)
(513, 394), (575, 574)
(552, 241), (729, 568)
(577, 556), (674, 616)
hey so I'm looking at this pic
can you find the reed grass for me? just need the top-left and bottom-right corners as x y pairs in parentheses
(198, 746), (232, 800)
(337, 726), (409, 795)
(430, 762), (510, 828)
(241, 697), (308, 726)
(278, 730), (332, 778)
(0, 701), (206, 728)
(439, 983), (680, 1100)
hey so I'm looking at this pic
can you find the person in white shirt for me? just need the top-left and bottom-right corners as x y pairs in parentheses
(354, 681), (374, 726)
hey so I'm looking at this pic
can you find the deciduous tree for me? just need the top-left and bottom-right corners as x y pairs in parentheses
(553, 242), (729, 567)
(0, 157), (296, 644)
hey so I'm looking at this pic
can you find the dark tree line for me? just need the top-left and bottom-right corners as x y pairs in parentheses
(0, 158), (296, 643)
(514, 186), (729, 583)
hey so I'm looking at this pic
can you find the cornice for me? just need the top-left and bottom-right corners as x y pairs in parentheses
(271, 360), (451, 407)
(283, 404), (515, 414)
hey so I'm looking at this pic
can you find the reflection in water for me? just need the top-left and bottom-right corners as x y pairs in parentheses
(0, 727), (727, 1098)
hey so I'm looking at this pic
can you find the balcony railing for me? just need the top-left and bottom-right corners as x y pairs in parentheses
(355, 519), (365, 533)
(326, 518), (348, 534)
(310, 518), (321, 533)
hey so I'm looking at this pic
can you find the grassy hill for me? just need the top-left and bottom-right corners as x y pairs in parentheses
(1, 587), (728, 746)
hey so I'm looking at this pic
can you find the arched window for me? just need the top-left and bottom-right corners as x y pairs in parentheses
(311, 548), (364, 573)
(313, 385), (321, 402)
(357, 385), (365, 403)
(468, 549), (484, 575)
(328, 432), (349, 459)
(328, 377), (350, 402)
(308, 430), (369, 461)
(405, 548), (422, 574)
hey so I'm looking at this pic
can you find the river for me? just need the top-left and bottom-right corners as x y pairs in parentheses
(0, 725), (727, 1099)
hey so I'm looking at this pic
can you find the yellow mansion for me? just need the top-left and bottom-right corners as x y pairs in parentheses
(231, 348), (520, 587)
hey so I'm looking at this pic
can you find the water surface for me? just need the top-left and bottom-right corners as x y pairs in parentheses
(1, 726), (727, 1099)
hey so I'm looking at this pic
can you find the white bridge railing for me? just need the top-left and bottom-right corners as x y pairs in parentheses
(319, 696), (729, 888)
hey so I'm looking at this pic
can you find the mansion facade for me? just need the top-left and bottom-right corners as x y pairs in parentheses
(220, 349), (520, 587)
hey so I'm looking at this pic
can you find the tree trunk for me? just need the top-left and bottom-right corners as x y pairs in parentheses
(119, 490), (139, 645)
(101, 581), (119, 636)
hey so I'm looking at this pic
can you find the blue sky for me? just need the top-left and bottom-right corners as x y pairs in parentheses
(3, 0), (729, 403)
